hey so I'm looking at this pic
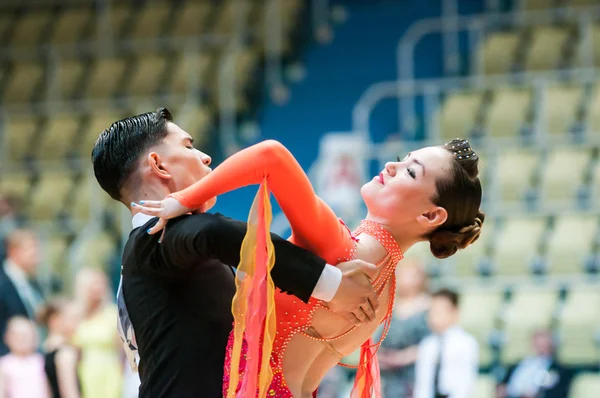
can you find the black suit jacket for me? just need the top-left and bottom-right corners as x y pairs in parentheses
(121, 213), (328, 398)
(0, 265), (37, 356)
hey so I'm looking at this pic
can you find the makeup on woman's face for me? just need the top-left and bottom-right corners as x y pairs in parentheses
(361, 146), (452, 224)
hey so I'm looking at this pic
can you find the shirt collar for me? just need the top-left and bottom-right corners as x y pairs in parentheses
(3, 259), (28, 283)
(131, 213), (156, 229)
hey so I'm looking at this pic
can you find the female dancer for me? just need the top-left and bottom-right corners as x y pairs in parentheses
(134, 138), (484, 397)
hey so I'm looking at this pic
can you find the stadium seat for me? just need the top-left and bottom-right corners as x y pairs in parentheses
(494, 149), (540, 203)
(51, 59), (87, 101)
(472, 374), (496, 398)
(524, 27), (570, 71)
(83, 57), (129, 100)
(99, 5), (133, 40)
(522, 0), (558, 9)
(437, 91), (483, 140)
(4, 115), (43, 162)
(545, 214), (598, 274)
(9, 10), (52, 48)
(45, 235), (71, 275)
(452, 218), (495, 278)
(124, 54), (169, 97)
(0, 172), (33, 204)
(479, 32), (520, 75)
(592, 160), (600, 203)
(485, 88), (532, 138)
(126, 3), (173, 40)
(1, 62), (45, 105)
(542, 85), (583, 138)
(570, 0), (599, 6)
(569, 373), (600, 398)
(28, 172), (75, 220)
(557, 287), (600, 365)
(538, 148), (592, 205)
(49, 8), (92, 46)
(80, 112), (127, 157)
(501, 287), (558, 363)
(170, 1), (213, 39)
(168, 51), (214, 95)
(459, 288), (504, 366)
(71, 231), (117, 270)
(213, 0), (240, 36)
(586, 82), (600, 134)
(492, 216), (548, 276)
(36, 115), (83, 161)
(70, 177), (96, 223)
(178, 106), (214, 145)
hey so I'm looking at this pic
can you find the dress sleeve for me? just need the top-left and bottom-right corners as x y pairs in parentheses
(171, 140), (352, 263)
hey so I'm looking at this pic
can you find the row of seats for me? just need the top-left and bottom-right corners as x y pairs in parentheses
(474, 372), (600, 398)
(0, 0), (301, 52)
(482, 146), (599, 207)
(437, 82), (600, 141)
(1, 106), (213, 162)
(0, 48), (259, 109)
(454, 284), (600, 365)
(407, 212), (599, 277)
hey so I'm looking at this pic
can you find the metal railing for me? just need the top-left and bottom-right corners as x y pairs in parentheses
(365, 4), (600, 138)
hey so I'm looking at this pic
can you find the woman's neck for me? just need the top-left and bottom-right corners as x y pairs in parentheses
(357, 216), (421, 260)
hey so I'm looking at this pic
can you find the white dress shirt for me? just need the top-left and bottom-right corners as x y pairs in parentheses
(414, 326), (479, 398)
(131, 213), (342, 301)
(506, 355), (553, 397)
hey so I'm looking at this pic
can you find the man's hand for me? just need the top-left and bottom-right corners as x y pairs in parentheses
(327, 259), (379, 325)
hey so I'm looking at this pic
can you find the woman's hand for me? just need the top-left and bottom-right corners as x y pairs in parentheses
(132, 197), (193, 235)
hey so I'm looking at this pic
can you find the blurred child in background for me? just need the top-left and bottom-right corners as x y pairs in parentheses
(0, 316), (49, 398)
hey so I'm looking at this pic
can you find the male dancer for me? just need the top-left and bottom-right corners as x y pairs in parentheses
(91, 108), (379, 397)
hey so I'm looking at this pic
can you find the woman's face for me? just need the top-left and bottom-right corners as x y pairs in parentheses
(361, 146), (453, 229)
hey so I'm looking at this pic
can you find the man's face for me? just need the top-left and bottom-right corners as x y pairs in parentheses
(532, 330), (553, 357)
(9, 236), (40, 276)
(153, 122), (216, 209)
(428, 296), (459, 334)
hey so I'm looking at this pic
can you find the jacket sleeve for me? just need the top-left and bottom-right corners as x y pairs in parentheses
(153, 213), (326, 302)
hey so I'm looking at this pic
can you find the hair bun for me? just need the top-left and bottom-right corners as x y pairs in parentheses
(429, 210), (486, 259)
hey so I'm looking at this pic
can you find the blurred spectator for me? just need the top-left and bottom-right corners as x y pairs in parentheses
(72, 268), (122, 398)
(39, 299), (82, 398)
(0, 195), (20, 261)
(414, 288), (478, 398)
(0, 229), (45, 356)
(377, 259), (431, 397)
(0, 316), (49, 398)
(497, 329), (573, 398)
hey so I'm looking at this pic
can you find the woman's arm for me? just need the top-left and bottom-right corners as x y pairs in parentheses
(140, 140), (351, 262)
(55, 347), (81, 398)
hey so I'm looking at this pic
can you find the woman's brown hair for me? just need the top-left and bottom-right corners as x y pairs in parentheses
(427, 138), (485, 259)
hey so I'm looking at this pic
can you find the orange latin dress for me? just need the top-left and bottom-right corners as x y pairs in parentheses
(170, 140), (403, 397)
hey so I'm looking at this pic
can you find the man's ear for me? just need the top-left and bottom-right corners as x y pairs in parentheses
(416, 206), (448, 229)
(147, 152), (171, 181)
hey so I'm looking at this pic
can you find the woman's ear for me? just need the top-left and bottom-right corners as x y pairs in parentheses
(417, 206), (448, 229)
(147, 152), (171, 181)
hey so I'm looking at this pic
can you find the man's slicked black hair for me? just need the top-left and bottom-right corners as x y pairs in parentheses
(91, 108), (173, 201)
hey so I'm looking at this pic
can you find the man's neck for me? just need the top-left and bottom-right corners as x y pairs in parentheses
(126, 184), (172, 215)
